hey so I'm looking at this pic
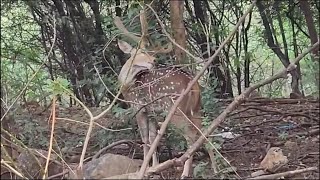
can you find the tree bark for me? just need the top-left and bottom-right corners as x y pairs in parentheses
(299, 0), (319, 57)
(299, 0), (319, 92)
(243, 11), (252, 88)
(170, 0), (186, 63)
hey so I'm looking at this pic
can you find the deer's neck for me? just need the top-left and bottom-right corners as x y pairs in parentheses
(119, 69), (147, 93)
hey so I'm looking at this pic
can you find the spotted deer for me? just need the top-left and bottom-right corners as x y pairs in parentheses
(117, 40), (214, 177)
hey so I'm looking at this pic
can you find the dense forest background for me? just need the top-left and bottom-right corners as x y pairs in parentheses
(1, 0), (319, 179)
(1, 0), (319, 108)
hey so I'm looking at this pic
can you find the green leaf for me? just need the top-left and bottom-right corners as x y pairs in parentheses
(233, 57), (240, 67)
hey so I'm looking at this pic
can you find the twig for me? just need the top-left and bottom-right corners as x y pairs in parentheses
(267, 128), (319, 140)
(240, 115), (284, 128)
(77, 22), (149, 172)
(58, 74), (124, 171)
(47, 170), (69, 179)
(93, 65), (139, 105)
(43, 96), (57, 179)
(252, 98), (320, 104)
(177, 108), (235, 175)
(1, 159), (26, 179)
(77, 90), (122, 169)
(1, 129), (52, 176)
(56, 117), (132, 132)
(231, 106), (316, 121)
(137, 1), (258, 178)
(247, 167), (318, 179)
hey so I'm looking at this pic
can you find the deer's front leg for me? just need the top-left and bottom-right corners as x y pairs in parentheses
(148, 119), (159, 167)
(136, 111), (150, 161)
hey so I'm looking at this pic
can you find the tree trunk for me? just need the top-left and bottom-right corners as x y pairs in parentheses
(299, 0), (319, 57)
(170, 0), (186, 63)
(299, 0), (319, 91)
(256, 0), (301, 95)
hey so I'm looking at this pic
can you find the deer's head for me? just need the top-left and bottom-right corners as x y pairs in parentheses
(118, 40), (155, 88)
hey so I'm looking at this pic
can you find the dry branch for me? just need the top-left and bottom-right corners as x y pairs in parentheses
(43, 96), (57, 179)
(248, 167), (318, 180)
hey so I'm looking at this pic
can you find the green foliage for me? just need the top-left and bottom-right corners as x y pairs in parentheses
(1, 0), (318, 103)
(233, 57), (240, 67)
(165, 124), (187, 150)
(193, 161), (209, 178)
(1, 2), (49, 103)
(111, 104), (134, 121)
(201, 85), (222, 127)
(15, 116), (49, 149)
(43, 78), (70, 98)
(278, 132), (289, 140)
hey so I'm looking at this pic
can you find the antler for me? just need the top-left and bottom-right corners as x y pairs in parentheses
(140, 9), (149, 48)
(114, 16), (142, 43)
(151, 43), (173, 55)
(114, 8), (172, 54)
(114, 9), (149, 49)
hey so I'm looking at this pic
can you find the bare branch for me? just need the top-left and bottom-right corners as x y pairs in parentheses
(248, 167), (317, 180)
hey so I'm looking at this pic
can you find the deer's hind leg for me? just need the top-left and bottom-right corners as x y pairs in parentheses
(184, 114), (218, 174)
(171, 114), (200, 178)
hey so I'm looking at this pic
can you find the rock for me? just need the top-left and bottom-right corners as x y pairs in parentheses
(105, 172), (140, 179)
(17, 149), (63, 179)
(69, 153), (142, 179)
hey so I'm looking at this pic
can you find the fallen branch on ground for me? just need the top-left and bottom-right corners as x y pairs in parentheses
(248, 167), (318, 180)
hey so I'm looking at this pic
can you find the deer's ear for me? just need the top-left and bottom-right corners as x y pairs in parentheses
(118, 40), (133, 54)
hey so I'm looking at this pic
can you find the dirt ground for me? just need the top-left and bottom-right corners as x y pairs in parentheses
(11, 97), (320, 179)
(218, 98), (319, 179)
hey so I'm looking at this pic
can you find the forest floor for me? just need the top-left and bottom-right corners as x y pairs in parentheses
(12, 97), (320, 179)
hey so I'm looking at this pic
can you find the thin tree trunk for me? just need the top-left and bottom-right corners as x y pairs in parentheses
(170, 0), (186, 63)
